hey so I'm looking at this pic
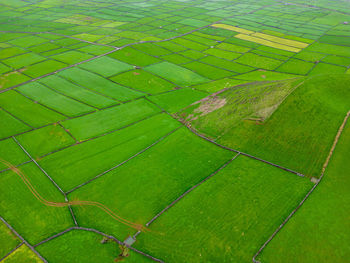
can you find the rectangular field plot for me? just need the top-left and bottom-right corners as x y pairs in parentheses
(0, 162), (73, 244)
(144, 62), (209, 86)
(58, 67), (144, 102)
(39, 75), (117, 109)
(0, 138), (29, 171)
(50, 50), (94, 65)
(0, 90), (64, 127)
(148, 88), (208, 113)
(258, 118), (350, 263)
(16, 124), (75, 159)
(108, 46), (161, 67)
(0, 108), (31, 139)
(36, 230), (151, 263)
(23, 60), (67, 78)
(78, 56), (133, 77)
(0, 220), (21, 259)
(61, 98), (161, 141)
(17, 82), (95, 117)
(135, 155), (312, 263)
(41, 114), (180, 191)
(276, 58), (314, 75)
(68, 127), (234, 239)
(235, 53), (283, 70)
(109, 69), (175, 94)
(2, 53), (46, 69)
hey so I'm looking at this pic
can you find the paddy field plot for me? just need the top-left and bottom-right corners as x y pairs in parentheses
(0, 0), (350, 262)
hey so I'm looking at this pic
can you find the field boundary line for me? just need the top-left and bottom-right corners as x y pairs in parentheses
(0, 242), (24, 262)
(0, 3), (274, 94)
(133, 153), (240, 239)
(33, 226), (164, 262)
(12, 136), (78, 226)
(0, 159), (32, 174)
(13, 136), (65, 194)
(0, 216), (47, 263)
(252, 110), (350, 263)
(66, 125), (182, 194)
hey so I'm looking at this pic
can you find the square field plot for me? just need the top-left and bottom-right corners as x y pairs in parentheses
(135, 155), (313, 263)
(68, 127), (234, 239)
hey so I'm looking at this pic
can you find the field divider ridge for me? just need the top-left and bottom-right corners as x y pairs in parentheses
(0, 216), (48, 263)
(65, 125), (183, 194)
(32, 226), (164, 263)
(12, 136), (79, 226)
(0, 242), (24, 262)
(252, 110), (350, 263)
(133, 153), (240, 240)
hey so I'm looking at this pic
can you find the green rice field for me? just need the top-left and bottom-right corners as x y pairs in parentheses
(0, 0), (349, 262)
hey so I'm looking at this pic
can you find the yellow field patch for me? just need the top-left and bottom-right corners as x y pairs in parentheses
(211, 23), (310, 52)
(235, 34), (301, 53)
(252, 32), (309, 49)
(212, 23), (254, 35)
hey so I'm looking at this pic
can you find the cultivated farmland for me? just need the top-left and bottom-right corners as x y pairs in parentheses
(0, 0), (349, 262)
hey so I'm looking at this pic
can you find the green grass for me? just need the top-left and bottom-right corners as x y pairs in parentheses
(50, 50), (94, 64)
(61, 98), (161, 141)
(183, 61), (235, 80)
(58, 67), (144, 101)
(39, 75), (118, 109)
(108, 46), (161, 67)
(37, 230), (151, 263)
(0, 109), (30, 139)
(179, 74), (350, 177)
(110, 69), (175, 94)
(78, 56), (134, 77)
(258, 117), (350, 263)
(69, 127), (234, 239)
(148, 88), (208, 113)
(16, 124), (75, 159)
(135, 155), (312, 262)
(24, 60), (67, 78)
(276, 58), (315, 75)
(145, 62), (209, 86)
(0, 90), (64, 127)
(0, 220), (21, 259)
(17, 82), (95, 117)
(2, 245), (41, 263)
(40, 114), (179, 191)
(2, 53), (46, 69)
(0, 162), (73, 244)
(235, 53), (283, 70)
